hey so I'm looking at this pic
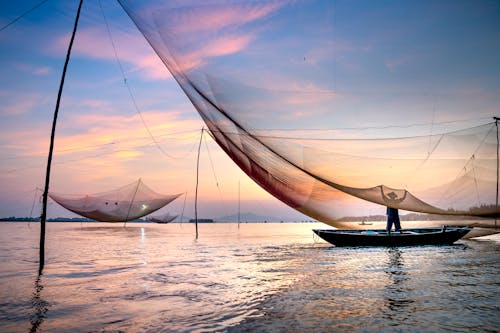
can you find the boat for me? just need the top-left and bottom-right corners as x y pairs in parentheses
(313, 226), (472, 247)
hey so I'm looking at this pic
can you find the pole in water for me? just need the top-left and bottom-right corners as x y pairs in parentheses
(194, 128), (204, 239)
(39, 0), (84, 276)
(495, 117), (499, 227)
(238, 180), (241, 229)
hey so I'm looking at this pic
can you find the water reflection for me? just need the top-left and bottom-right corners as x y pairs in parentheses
(29, 276), (49, 333)
(382, 248), (415, 322)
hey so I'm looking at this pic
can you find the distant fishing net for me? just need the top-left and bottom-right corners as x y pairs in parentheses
(148, 212), (178, 223)
(119, 0), (499, 224)
(49, 179), (182, 222)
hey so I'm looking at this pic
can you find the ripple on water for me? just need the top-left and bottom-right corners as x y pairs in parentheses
(0, 223), (498, 332)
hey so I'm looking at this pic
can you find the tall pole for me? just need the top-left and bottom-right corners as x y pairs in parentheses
(495, 117), (499, 227)
(238, 180), (241, 229)
(194, 128), (204, 239)
(39, 0), (83, 276)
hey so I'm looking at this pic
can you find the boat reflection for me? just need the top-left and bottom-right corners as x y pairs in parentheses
(382, 248), (415, 321)
(29, 276), (49, 333)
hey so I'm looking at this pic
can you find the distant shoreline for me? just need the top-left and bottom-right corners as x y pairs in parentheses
(0, 212), (494, 223)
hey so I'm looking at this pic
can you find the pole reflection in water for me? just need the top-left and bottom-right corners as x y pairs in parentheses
(382, 248), (415, 322)
(29, 276), (49, 333)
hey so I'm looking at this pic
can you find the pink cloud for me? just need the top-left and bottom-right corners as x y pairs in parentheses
(174, 33), (255, 72)
(1, 99), (38, 116)
(53, 26), (171, 80)
(33, 66), (51, 75)
(0, 91), (49, 116)
(169, 2), (284, 35)
(153, 1), (284, 73)
(14, 63), (52, 76)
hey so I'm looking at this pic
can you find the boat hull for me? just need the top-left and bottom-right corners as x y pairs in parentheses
(313, 226), (472, 247)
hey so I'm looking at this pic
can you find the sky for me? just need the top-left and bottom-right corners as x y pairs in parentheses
(0, 0), (499, 220)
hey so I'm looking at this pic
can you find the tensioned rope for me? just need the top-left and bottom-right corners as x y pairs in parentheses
(203, 130), (227, 214)
(247, 116), (493, 133)
(124, 178), (141, 227)
(179, 191), (187, 224)
(436, 122), (495, 206)
(98, 0), (183, 160)
(207, 119), (494, 142)
(0, 0), (49, 33)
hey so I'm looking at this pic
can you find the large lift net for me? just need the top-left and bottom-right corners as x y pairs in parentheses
(49, 179), (182, 222)
(119, 0), (499, 224)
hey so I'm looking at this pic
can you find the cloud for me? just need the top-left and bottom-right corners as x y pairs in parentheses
(385, 53), (416, 72)
(1, 98), (38, 116)
(0, 89), (52, 116)
(13, 62), (52, 76)
(152, 1), (284, 72)
(52, 108), (203, 159)
(166, 2), (284, 35)
(172, 33), (255, 72)
(53, 26), (171, 80)
(32, 66), (52, 75)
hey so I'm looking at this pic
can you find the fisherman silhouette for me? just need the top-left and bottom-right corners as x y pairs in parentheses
(386, 192), (402, 233)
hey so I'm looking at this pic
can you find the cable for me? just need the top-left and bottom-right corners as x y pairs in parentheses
(98, 0), (181, 160)
(0, 0), (49, 33)
(470, 155), (482, 206)
(206, 120), (494, 142)
(437, 122), (495, 205)
(203, 130), (227, 213)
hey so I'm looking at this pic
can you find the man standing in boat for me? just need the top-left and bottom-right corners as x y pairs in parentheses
(384, 191), (402, 233)
(386, 206), (402, 233)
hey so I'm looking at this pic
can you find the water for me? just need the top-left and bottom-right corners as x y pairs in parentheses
(0, 222), (498, 332)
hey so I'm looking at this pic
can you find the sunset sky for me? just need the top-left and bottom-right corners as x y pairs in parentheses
(0, 0), (498, 220)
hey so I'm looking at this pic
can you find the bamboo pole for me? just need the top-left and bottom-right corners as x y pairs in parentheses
(39, 0), (84, 276)
(194, 128), (204, 239)
(495, 117), (499, 227)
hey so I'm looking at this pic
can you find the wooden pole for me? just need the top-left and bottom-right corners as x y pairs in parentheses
(238, 180), (240, 229)
(495, 117), (499, 227)
(194, 128), (204, 239)
(39, 0), (84, 276)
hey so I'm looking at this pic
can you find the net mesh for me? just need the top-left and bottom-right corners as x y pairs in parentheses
(148, 213), (178, 223)
(49, 179), (182, 222)
(119, 0), (499, 224)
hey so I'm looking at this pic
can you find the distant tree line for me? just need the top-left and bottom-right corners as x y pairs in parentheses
(0, 217), (147, 222)
(337, 212), (490, 222)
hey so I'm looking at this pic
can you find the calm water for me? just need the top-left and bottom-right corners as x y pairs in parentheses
(0, 222), (498, 333)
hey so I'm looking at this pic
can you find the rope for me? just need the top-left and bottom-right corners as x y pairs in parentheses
(98, 0), (181, 160)
(194, 128), (203, 239)
(208, 119), (494, 141)
(437, 123), (495, 205)
(180, 191), (187, 224)
(203, 131), (227, 213)
(0, 0), (49, 33)
(470, 155), (482, 206)
(427, 98), (437, 155)
(124, 178), (141, 226)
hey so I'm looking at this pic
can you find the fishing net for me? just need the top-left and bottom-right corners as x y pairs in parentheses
(119, 0), (499, 224)
(49, 179), (182, 222)
(148, 212), (178, 223)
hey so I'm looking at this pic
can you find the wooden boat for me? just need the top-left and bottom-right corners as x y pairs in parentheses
(313, 226), (472, 247)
